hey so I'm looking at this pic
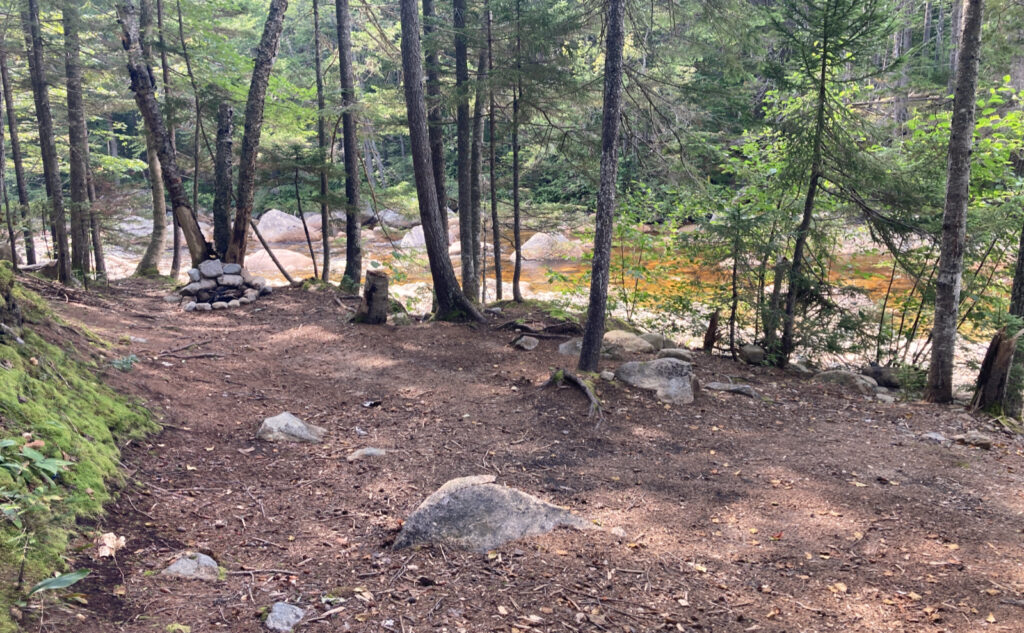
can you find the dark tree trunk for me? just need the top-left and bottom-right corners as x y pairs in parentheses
(22, 0), (71, 284)
(511, 0), (522, 302)
(398, 0), (482, 322)
(972, 328), (1022, 413)
(117, 2), (211, 267)
(225, 0), (289, 264)
(64, 0), (90, 276)
(354, 269), (389, 324)
(470, 49), (487, 302)
(212, 102), (233, 260)
(0, 44), (34, 264)
(925, 0), (983, 403)
(336, 0), (362, 287)
(0, 67), (16, 269)
(314, 0), (331, 280)
(577, 0), (625, 373)
(135, 133), (167, 276)
(422, 0), (447, 229)
(487, 6), (500, 300)
(155, 0), (178, 278)
(454, 0), (476, 300)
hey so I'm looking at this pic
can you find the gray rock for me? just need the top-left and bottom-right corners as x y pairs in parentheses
(657, 348), (694, 362)
(227, 299), (241, 308)
(640, 333), (672, 351)
(163, 294), (180, 303)
(184, 301), (197, 312)
(188, 268), (201, 282)
(265, 602), (305, 632)
(604, 330), (655, 354)
(223, 263), (243, 275)
(218, 274), (245, 288)
(400, 225), (427, 249)
(786, 361), (815, 377)
(244, 288), (260, 301)
(161, 552), (220, 581)
(198, 259), (224, 279)
(739, 344), (765, 365)
(704, 381), (758, 398)
(813, 370), (878, 396)
(861, 364), (901, 389)
(614, 358), (695, 404)
(953, 431), (993, 450)
(600, 370), (615, 381)
(257, 412), (326, 443)
(195, 303), (212, 312)
(181, 279), (216, 296)
(393, 475), (589, 553)
(875, 393), (896, 404)
(558, 338), (582, 356)
(920, 432), (947, 444)
(347, 447), (386, 462)
(212, 301), (229, 310)
(239, 297), (253, 305)
(513, 336), (539, 351)
(259, 285), (273, 297)
(484, 307), (503, 316)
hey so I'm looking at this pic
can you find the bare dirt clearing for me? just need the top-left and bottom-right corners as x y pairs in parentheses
(39, 279), (1024, 632)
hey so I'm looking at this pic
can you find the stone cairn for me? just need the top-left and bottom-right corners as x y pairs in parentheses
(179, 259), (271, 312)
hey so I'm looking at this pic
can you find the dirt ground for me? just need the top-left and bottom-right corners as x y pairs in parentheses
(29, 278), (1024, 632)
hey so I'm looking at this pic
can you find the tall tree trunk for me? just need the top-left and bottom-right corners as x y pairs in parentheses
(314, 0), (331, 280)
(22, 0), (71, 283)
(780, 28), (831, 365)
(0, 63), (16, 269)
(398, 0), (481, 322)
(118, 2), (211, 267)
(225, 0), (289, 264)
(212, 102), (233, 259)
(487, 6), (500, 300)
(511, 0), (522, 302)
(0, 44), (34, 265)
(336, 0), (362, 287)
(948, 0), (964, 93)
(64, 0), (90, 276)
(422, 0), (448, 232)
(470, 49), (486, 302)
(577, 0), (625, 373)
(925, 0), (983, 404)
(155, 0), (180, 278)
(135, 134), (167, 275)
(454, 0), (476, 300)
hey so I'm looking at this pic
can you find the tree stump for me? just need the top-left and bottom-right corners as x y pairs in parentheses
(972, 327), (1023, 413)
(354, 270), (388, 324)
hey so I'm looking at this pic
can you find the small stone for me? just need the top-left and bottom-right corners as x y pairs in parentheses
(558, 338), (582, 356)
(223, 263), (243, 275)
(249, 276), (268, 290)
(244, 288), (260, 301)
(181, 279), (216, 296)
(258, 412), (326, 443)
(184, 302), (197, 312)
(265, 602), (305, 632)
(188, 268), (201, 282)
(739, 344), (765, 365)
(953, 431), (993, 450)
(600, 370), (615, 381)
(703, 381), (758, 398)
(163, 294), (180, 303)
(920, 432), (947, 444)
(218, 274), (245, 288)
(875, 393), (896, 404)
(198, 259), (224, 279)
(228, 299), (241, 308)
(657, 348), (694, 362)
(196, 303), (212, 312)
(239, 297), (253, 305)
(259, 285), (273, 297)
(639, 333), (672, 351)
(513, 336), (539, 351)
(609, 526), (627, 538)
(161, 552), (220, 581)
(212, 301), (229, 310)
(786, 361), (815, 377)
(347, 447), (386, 462)
(484, 306), (502, 316)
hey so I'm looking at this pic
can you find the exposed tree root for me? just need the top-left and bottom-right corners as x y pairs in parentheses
(539, 368), (603, 420)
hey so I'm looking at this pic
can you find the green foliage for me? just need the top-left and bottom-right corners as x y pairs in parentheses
(28, 569), (91, 596)
(111, 354), (140, 372)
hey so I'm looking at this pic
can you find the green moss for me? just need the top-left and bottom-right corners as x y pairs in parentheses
(0, 271), (154, 631)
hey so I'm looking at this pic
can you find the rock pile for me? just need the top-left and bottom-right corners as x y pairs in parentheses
(178, 259), (271, 312)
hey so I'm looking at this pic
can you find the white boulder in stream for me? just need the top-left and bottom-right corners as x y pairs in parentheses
(615, 357), (696, 404)
(257, 412), (326, 443)
(393, 475), (589, 553)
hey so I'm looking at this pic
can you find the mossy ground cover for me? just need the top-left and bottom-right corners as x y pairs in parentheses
(0, 264), (154, 631)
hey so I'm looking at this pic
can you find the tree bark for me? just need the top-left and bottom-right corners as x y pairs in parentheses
(213, 102), (233, 259)
(577, 0), (625, 373)
(487, 6), (500, 300)
(117, 2), (211, 267)
(64, 0), (91, 276)
(511, 0), (522, 302)
(336, 0), (362, 287)
(971, 328), (1022, 413)
(454, 0), (476, 300)
(398, 0), (482, 322)
(0, 44), (34, 265)
(225, 0), (289, 264)
(0, 65), (16, 269)
(925, 0), (983, 403)
(135, 133), (167, 276)
(353, 269), (389, 324)
(155, 0), (179, 278)
(422, 0), (448, 229)
(314, 0), (331, 280)
(22, 0), (71, 284)
(469, 49), (487, 302)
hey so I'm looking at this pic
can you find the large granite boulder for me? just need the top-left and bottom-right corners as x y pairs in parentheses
(813, 370), (878, 396)
(604, 330), (655, 354)
(614, 358), (696, 404)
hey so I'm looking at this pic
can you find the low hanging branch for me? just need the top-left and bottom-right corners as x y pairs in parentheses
(539, 369), (603, 419)
(116, 2), (211, 267)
